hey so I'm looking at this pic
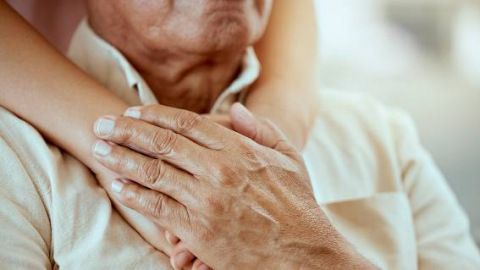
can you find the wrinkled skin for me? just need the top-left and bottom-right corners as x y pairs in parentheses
(87, 0), (273, 114)
(92, 112), (242, 270)
(92, 104), (377, 269)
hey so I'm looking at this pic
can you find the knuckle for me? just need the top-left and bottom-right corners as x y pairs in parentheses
(175, 111), (202, 134)
(142, 104), (157, 116)
(240, 145), (261, 162)
(142, 105), (162, 121)
(142, 193), (167, 218)
(111, 118), (131, 144)
(116, 118), (145, 148)
(140, 159), (167, 187)
(109, 148), (128, 170)
(150, 129), (177, 156)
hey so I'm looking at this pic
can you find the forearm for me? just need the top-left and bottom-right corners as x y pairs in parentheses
(246, 81), (317, 151)
(0, 1), (128, 171)
(249, 0), (318, 150)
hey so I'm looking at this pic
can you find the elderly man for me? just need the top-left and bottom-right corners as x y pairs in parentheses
(0, 0), (479, 269)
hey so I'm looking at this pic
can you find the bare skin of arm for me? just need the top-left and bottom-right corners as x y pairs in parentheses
(0, 2), (181, 261)
(250, 0), (318, 150)
(0, 1), (128, 173)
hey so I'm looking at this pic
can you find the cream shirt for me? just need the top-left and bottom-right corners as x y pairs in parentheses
(0, 19), (479, 269)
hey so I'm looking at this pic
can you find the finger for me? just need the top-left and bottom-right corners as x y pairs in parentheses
(111, 179), (189, 234)
(94, 116), (211, 174)
(230, 103), (296, 156)
(192, 259), (211, 270)
(171, 242), (196, 270)
(165, 230), (180, 245)
(124, 105), (234, 150)
(93, 140), (200, 206)
(203, 114), (233, 130)
(171, 252), (195, 270)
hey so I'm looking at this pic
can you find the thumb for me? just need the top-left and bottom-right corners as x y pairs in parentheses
(230, 103), (292, 152)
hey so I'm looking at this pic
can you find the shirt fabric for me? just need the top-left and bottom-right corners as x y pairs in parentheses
(0, 18), (479, 269)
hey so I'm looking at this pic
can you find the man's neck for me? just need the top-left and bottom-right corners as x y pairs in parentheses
(123, 47), (243, 113)
(89, 18), (246, 113)
(90, 18), (245, 113)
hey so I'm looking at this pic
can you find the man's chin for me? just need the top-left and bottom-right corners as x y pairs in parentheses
(194, 20), (251, 54)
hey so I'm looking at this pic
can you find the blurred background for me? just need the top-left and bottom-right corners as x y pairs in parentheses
(315, 0), (480, 247)
(7, 0), (480, 247)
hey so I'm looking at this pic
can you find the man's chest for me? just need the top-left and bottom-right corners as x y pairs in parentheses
(301, 117), (417, 270)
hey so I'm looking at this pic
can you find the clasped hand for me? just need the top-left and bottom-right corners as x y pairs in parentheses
(92, 103), (375, 270)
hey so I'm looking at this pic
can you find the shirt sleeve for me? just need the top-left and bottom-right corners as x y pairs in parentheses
(0, 107), (173, 269)
(390, 110), (480, 269)
(0, 137), (52, 270)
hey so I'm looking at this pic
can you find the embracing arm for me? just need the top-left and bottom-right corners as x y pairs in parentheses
(0, 1), (128, 172)
(250, 0), (318, 150)
(0, 2), (181, 261)
(1, 0), (318, 165)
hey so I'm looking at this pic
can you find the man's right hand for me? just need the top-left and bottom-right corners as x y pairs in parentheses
(93, 103), (377, 269)
(93, 103), (280, 270)
(167, 103), (293, 270)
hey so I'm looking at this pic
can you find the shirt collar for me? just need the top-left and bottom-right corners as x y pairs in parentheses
(67, 18), (261, 114)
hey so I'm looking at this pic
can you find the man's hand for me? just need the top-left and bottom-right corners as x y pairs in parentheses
(170, 104), (302, 269)
(92, 103), (376, 269)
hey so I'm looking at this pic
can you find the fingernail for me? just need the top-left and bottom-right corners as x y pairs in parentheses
(124, 107), (141, 119)
(94, 141), (112, 156)
(172, 252), (191, 270)
(111, 179), (124, 193)
(94, 117), (115, 136)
